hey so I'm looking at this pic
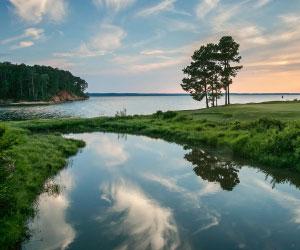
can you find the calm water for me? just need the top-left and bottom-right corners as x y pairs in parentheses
(1, 94), (300, 120)
(22, 132), (300, 250)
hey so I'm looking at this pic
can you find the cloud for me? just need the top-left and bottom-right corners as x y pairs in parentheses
(100, 180), (180, 250)
(9, 0), (67, 23)
(136, 0), (176, 17)
(108, 43), (195, 74)
(24, 170), (75, 250)
(196, 0), (219, 19)
(0, 28), (44, 45)
(254, 179), (300, 224)
(142, 173), (221, 233)
(254, 0), (272, 8)
(54, 24), (126, 58)
(11, 40), (34, 50)
(111, 53), (185, 74)
(32, 58), (76, 70)
(92, 0), (135, 11)
(163, 18), (198, 33)
(67, 133), (129, 167)
(279, 13), (300, 25)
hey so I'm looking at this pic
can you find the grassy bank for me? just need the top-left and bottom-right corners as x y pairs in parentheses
(11, 101), (300, 170)
(2, 101), (300, 248)
(0, 125), (85, 249)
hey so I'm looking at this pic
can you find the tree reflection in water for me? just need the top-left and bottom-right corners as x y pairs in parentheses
(184, 148), (240, 191)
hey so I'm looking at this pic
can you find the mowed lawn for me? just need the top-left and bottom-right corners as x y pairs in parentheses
(182, 101), (300, 121)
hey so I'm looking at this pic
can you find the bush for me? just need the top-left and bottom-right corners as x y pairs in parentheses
(174, 114), (189, 122)
(155, 110), (163, 117)
(0, 126), (5, 137)
(248, 118), (284, 131)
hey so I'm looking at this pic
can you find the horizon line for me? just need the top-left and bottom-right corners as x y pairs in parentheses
(88, 92), (300, 95)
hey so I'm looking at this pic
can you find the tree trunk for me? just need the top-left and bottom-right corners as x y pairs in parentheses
(31, 74), (35, 100)
(228, 85), (230, 105)
(225, 87), (227, 106)
(20, 81), (23, 98)
(205, 85), (209, 108)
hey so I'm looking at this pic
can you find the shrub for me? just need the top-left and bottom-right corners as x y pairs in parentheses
(162, 111), (177, 119)
(155, 110), (163, 117)
(174, 114), (188, 122)
(248, 118), (284, 131)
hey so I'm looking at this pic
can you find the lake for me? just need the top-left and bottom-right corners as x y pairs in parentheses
(22, 132), (300, 250)
(1, 94), (300, 120)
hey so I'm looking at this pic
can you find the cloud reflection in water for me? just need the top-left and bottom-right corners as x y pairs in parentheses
(23, 170), (75, 250)
(66, 133), (129, 167)
(100, 180), (180, 250)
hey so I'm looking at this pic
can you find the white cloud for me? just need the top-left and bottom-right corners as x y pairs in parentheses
(9, 0), (67, 23)
(254, 0), (272, 8)
(112, 52), (185, 73)
(140, 50), (166, 56)
(254, 179), (300, 224)
(164, 19), (198, 33)
(196, 0), (219, 19)
(32, 58), (75, 70)
(100, 180), (180, 250)
(92, 0), (135, 11)
(67, 133), (129, 167)
(0, 28), (44, 45)
(279, 13), (300, 25)
(137, 0), (176, 17)
(54, 24), (126, 58)
(11, 40), (34, 50)
(24, 170), (75, 250)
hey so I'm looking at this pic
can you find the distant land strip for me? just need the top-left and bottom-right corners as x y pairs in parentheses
(88, 93), (300, 97)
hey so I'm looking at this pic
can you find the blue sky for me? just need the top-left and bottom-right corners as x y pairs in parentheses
(1, 0), (300, 93)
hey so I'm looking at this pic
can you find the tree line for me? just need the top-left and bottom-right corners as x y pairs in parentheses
(0, 62), (88, 102)
(181, 36), (242, 108)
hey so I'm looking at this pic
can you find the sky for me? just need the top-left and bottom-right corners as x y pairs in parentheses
(0, 0), (300, 93)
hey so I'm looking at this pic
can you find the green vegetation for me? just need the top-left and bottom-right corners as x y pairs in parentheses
(0, 125), (85, 249)
(182, 36), (242, 107)
(2, 101), (300, 248)
(0, 62), (88, 102)
(9, 101), (300, 171)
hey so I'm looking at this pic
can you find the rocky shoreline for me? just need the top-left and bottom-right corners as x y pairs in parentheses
(0, 91), (88, 106)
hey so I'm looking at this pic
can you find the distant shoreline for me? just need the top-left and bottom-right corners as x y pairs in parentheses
(1, 93), (299, 107)
(0, 91), (88, 107)
(88, 92), (300, 97)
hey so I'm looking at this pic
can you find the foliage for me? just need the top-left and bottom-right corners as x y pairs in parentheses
(0, 62), (88, 102)
(181, 36), (242, 108)
(115, 108), (127, 117)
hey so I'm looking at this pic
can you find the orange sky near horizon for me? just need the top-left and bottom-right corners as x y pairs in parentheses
(232, 71), (300, 93)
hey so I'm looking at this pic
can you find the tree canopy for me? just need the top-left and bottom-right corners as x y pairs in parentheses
(181, 36), (242, 108)
(0, 62), (88, 102)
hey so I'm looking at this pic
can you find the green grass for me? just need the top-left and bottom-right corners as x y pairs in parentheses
(2, 100), (300, 248)
(7, 101), (300, 172)
(0, 125), (85, 249)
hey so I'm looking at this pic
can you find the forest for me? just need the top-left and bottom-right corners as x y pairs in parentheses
(0, 62), (88, 102)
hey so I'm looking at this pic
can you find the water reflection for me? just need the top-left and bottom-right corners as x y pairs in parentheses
(185, 148), (240, 191)
(254, 179), (300, 224)
(22, 132), (300, 250)
(100, 180), (180, 250)
(66, 133), (129, 167)
(23, 170), (75, 250)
